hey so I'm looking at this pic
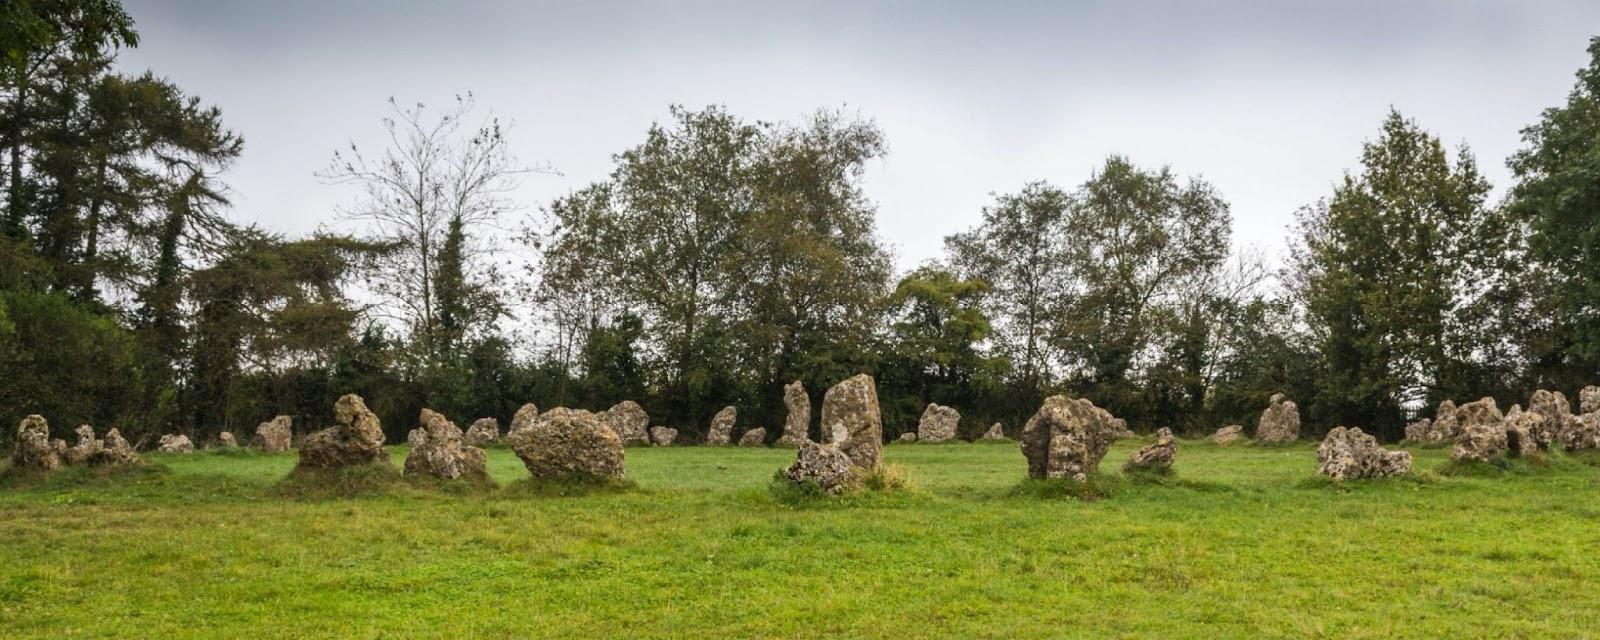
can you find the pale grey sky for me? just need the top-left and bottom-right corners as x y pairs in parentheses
(117, 0), (1600, 270)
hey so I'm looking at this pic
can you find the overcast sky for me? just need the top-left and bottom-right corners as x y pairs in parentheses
(116, 0), (1600, 271)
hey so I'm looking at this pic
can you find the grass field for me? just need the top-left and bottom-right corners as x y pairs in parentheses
(3, 438), (1600, 639)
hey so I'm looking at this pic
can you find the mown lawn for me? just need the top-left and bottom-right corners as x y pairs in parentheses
(2, 438), (1599, 639)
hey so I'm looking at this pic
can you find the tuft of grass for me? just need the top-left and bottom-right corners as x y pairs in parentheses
(1008, 473), (1125, 501)
(274, 462), (407, 499)
(1436, 453), (1557, 478)
(766, 470), (837, 507)
(1297, 469), (1441, 490)
(860, 463), (914, 493)
(499, 473), (637, 498)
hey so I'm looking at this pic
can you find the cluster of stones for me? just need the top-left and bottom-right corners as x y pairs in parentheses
(297, 394), (389, 469)
(1316, 427), (1411, 480)
(1433, 388), (1600, 462)
(505, 404), (626, 479)
(403, 409), (487, 480)
(781, 374), (883, 493)
(1255, 393), (1301, 442)
(9, 416), (142, 472)
(917, 403), (959, 443)
(1021, 395), (1128, 481)
(157, 434), (195, 454)
(1125, 427), (1177, 471)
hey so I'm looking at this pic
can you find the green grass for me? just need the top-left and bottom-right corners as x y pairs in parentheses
(3, 439), (1600, 638)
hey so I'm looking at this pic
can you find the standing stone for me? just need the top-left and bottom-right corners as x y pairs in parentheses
(403, 409), (487, 480)
(739, 428), (767, 447)
(297, 394), (389, 469)
(255, 415), (293, 452)
(98, 429), (141, 467)
(1317, 426), (1412, 480)
(982, 423), (1005, 441)
(1255, 393), (1301, 442)
(898, 432), (918, 443)
(1451, 397), (1507, 462)
(1564, 413), (1600, 451)
(11, 415), (60, 472)
(916, 403), (960, 443)
(1581, 386), (1600, 414)
(783, 429), (856, 494)
(820, 374), (884, 471)
(600, 401), (650, 445)
(407, 427), (429, 447)
(780, 381), (810, 445)
(219, 432), (238, 448)
(1021, 395), (1123, 481)
(157, 434), (195, 454)
(1213, 425), (1244, 445)
(1403, 418), (1432, 442)
(64, 424), (103, 465)
(462, 418), (500, 447)
(508, 403), (540, 437)
(1424, 400), (1460, 442)
(1528, 390), (1575, 447)
(506, 407), (625, 479)
(1126, 427), (1178, 471)
(1502, 405), (1546, 458)
(707, 406), (736, 445)
(650, 426), (678, 446)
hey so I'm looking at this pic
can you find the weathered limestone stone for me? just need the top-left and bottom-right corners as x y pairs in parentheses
(1021, 395), (1123, 481)
(820, 374), (884, 471)
(1424, 400), (1459, 442)
(1255, 393), (1301, 442)
(1317, 426), (1412, 480)
(782, 425), (856, 494)
(403, 409), (487, 480)
(1564, 413), (1600, 451)
(506, 407), (625, 479)
(255, 415), (292, 452)
(1451, 397), (1507, 462)
(63, 424), (103, 465)
(462, 418), (500, 447)
(1502, 405), (1546, 458)
(218, 432), (238, 448)
(1213, 425), (1244, 445)
(600, 401), (650, 445)
(780, 381), (810, 445)
(509, 403), (540, 435)
(982, 423), (1005, 440)
(407, 427), (429, 447)
(1112, 420), (1135, 440)
(1126, 427), (1178, 470)
(707, 406), (736, 445)
(1403, 418), (1432, 442)
(917, 403), (960, 443)
(649, 426), (678, 446)
(739, 428), (767, 447)
(898, 432), (918, 443)
(97, 429), (141, 467)
(1581, 385), (1600, 414)
(157, 434), (195, 454)
(297, 395), (389, 469)
(11, 415), (60, 472)
(1528, 390), (1575, 447)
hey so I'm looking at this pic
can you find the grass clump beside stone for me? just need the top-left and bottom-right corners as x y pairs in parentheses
(274, 462), (407, 499)
(500, 473), (637, 498)
(1008, 472), (1126, 501)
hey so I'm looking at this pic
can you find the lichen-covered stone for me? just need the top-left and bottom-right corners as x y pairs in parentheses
(898, 432), (918, 443)
(407, 428), (428, 447)
(1581, 386), (1600, 414)
(1528, 390), (1574, 448)
(297, 395), (389, 469)
(1451, 397), (1507, 462)
(1255, 393), (1300, 442)
(600, 401), (650, 445)
(916, 403), (960, 443)
(782, 435), (856, 494)
(707, 406), (736, 445)
(1403, 418), (1432, 442)
(462, 418), (500, 447)
(649, 426), (678, 446)
(1021, 395), (1123, 481)
(1126, 427), (1177, 470)
(1564, 413), (1600, 451)
(1424, 400), (1459, 442)
(1213, 425), (1244, 445)
(982, 423), (1005, 440)
(820, 374), (884, 471)
(780, 381), (810, 445)
(11, 415), (60, 472)
(219, 432), (238, 448)
(97, 429), (141, 467)
(738, 428), (767, 447)
(157, 434), (195, 454)
(255, 415), (293, 452)
(63, 424), (103, 465)
(1502, 405), (1546, 458)
(506, 407), (625, 479)
(1317, 426), (1411, 480)
(403, 409), (487, 480)
(509, 403), (540, 436)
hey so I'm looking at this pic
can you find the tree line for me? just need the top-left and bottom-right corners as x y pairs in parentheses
(3, 2), (1599, 445)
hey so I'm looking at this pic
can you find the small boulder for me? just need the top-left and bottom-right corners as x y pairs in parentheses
(1317, 426), (1411, 480)
(218, 432), (238, 448)
(780, 381), (810, 445)
(916, 403), (960, 443)
(783, 428), (856, 494)
(406, 428), (429, 447)
(255, 415), (293, 452)
(707, 406), (736, 445)
(506, 407), (625, 479)
(1581, 385), (1600, 414)
(157, 434), (195, 454)
(600, 401), (650, 445)
(820, 374), (884, 471)
(462, 418), (500, 447)
(403, 409), (487, 480)
(898, 432), (918, 443)
(982, 423), (1005, 440)
(1451, 397), (1507, 462)
(1403, 418), (1432, 442)
(1564, 413), (1600, 451)
(11, 415), (61, 472)
(739, 428), (767, 447)
(1213, 425), (1244, 445)
(1255, 393), (1301, 442)
(1021, 395), (1123, 481)
(1126, 427), (1177, 470)
(297, 394), (390, 469)
(650, 426), (678, 446)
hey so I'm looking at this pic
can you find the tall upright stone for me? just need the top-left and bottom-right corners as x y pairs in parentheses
(297, 394), (389, 469)
(1528, 389), (1576, 447)
(1502, 405), (1547, 457)
(1021, 395), (1123, 481)
(463, 418), (500, 447)
(780, 381), (810, 445)
(600, 401), (650, 445)
(403, 409), (487, 480)
(256, 415), (293, 452)
(917, 404), (960, 443)
(508, 403), (540, 436)
(1581, 386), (1600, 414)
(11, 415), (60, 472)
(707, 406), (736, 445)
(506, 407), (625, 479)
(1425, 399), (1460, 442)
(1451, 397), (1507, 462)
(1255, 393), (1301, 442)
(820, 374), (884, 471)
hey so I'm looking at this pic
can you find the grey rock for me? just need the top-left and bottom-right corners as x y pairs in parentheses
(1317, 426), (1411, 480)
